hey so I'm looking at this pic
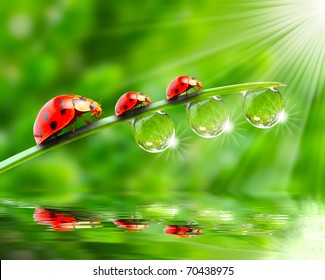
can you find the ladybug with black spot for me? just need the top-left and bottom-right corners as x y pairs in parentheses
(33, 208), (77, 231)
(33, 94), (102, 145)
(115, 91), (152, 116)
(166, 75), (203, 100)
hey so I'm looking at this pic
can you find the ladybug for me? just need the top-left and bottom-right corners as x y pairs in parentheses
(33, 94), (102, 145)
(164, 225), (202, 238)
(34, 208), (102, 231)
(115, 91), (152, 116)
(113, 219), (150, 231)
(166, 75), (202, 100)
(33, 208), (77, 231)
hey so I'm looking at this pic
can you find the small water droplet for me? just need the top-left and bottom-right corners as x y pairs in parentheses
(186, 97), (229, 138)
(131, 111), (175, 153)
(242, 87), (285, 128)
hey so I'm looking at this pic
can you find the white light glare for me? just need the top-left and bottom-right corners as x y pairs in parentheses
(223, 119), (234, 133)
(169, 134), (179, 149)
(310, 0), (325, 28)
(277, 110), (288, 124)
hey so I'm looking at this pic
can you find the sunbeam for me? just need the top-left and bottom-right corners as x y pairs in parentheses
(158, 125), (192, 163)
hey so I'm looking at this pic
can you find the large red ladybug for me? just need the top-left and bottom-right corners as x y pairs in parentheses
(33, 208), (101, 231)
(33, 94), (102, 145)
(166, 75), (202, 100)
(115, 91), (152, 116)
(33, 208), (77, 231)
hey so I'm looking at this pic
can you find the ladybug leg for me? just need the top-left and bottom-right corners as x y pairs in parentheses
(194, 86), (201, 92)
(80, 115), (90, 125)
(53, 130), (61, 141)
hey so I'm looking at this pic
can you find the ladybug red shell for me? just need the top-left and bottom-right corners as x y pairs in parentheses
(113, 219), (150, 231)
(166, 75), (202, 100)
(164, 225), (202, 238)
(115, 91), (152, 116)
(33, 208), (77, 231)
(33, 208), (102, 231)
(33, 94), (102, 145)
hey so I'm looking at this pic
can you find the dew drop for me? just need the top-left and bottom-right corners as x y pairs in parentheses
(242, 87), (285, 128)
(131, 111), (175, 153)
(186, 97), (229, 138)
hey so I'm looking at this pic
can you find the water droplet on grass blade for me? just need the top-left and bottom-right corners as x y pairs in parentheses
(242, 87), (285, 128)
(131, 111), (175, 153)
(186, 97), (229, 138)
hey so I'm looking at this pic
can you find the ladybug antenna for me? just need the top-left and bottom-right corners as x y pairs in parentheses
(99, 97), (103, 106)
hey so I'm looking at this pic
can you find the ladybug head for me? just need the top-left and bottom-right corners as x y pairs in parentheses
(196, 79), (203, 89)
(188, 77), (202, 89)
(90, 100), (103, 118)
(73, 96), (103, 118)
(137, 93), (152, 105)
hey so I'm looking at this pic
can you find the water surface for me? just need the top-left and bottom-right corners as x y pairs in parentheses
(1, 192), (324, 260)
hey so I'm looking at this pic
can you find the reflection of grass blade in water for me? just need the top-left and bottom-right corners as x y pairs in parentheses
(6, 195), (324, 259)
(0, 82), (285, 173)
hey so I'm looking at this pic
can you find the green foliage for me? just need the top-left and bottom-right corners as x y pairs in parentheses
(0, 0), (324, 260)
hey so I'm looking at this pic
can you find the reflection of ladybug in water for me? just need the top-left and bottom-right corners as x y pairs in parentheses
(33, 208), (77, 231)
(166, 76), (202, 100)
(33, 95), (102, 144)
(115, 92), (152, 116)
(33, 208), (101, 231)
(164, 225), (202, 238)
(113, 219), (150, 232)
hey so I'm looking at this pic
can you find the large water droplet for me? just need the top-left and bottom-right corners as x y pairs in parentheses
(131, 111), (175, 153)
(242, 87), (285, 128)
(186, 97), (229, 138)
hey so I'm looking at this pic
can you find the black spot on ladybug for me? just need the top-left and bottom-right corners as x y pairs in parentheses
(48, 211), (56, 219)
(129, 98), (133, 103)
(37, 130), (43, 137)
(181, 83), (184, 86)
(58, 100), (65, 106)
(60, 108), (67, 116)
(119, 99), (125, 105)
(43, 112), (50, 121)
(49, 121), (57, 131)
(123, 105), (128, 110)
(171, 84), (175, 88)
(175, 88), (179, 93)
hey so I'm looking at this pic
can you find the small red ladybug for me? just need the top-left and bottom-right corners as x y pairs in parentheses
(164, 225), (202, 238)
(113, 219), (150, 231)
(33, 94), (102, 145)
(166, 75), (202, 100)
(115, 91), (152, 116)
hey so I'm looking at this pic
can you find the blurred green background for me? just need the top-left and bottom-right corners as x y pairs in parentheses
(1, 0), (325, 259)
